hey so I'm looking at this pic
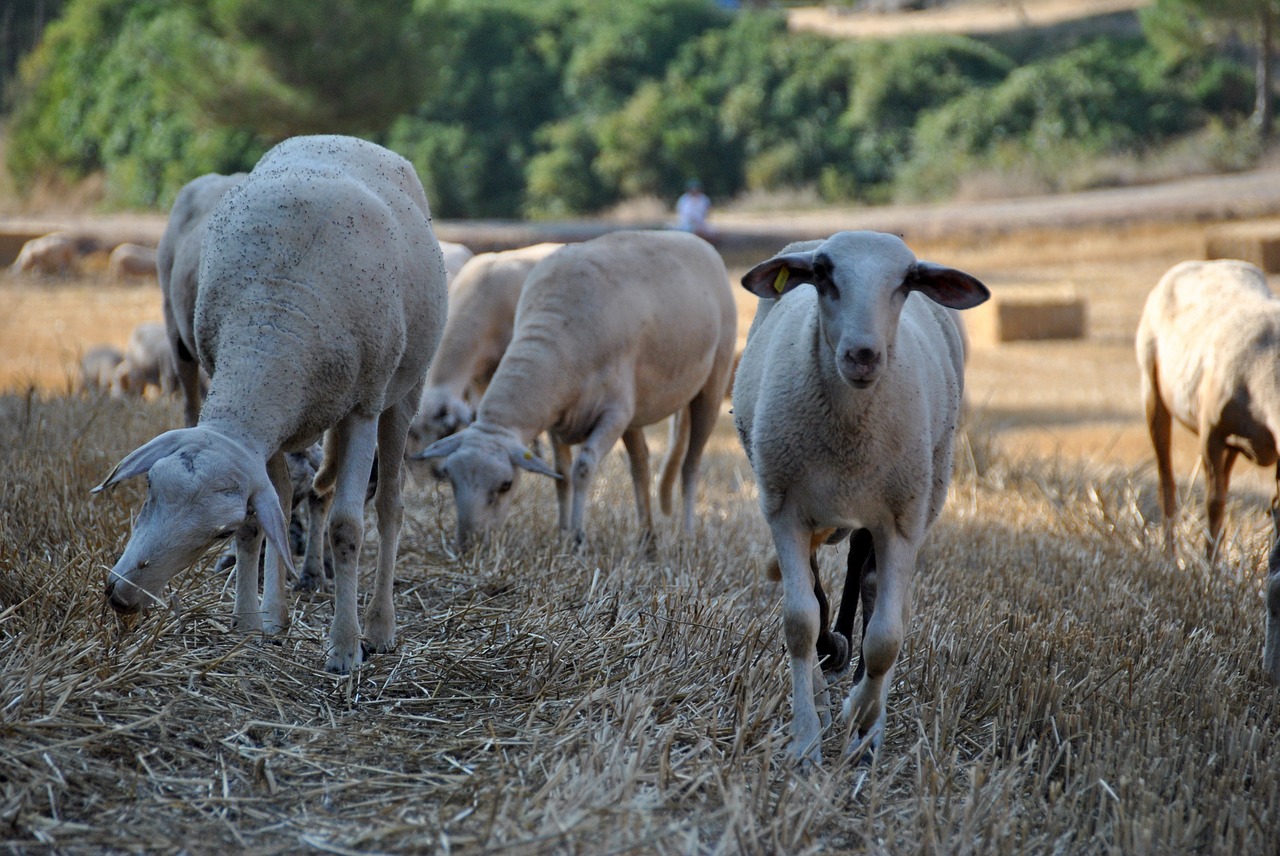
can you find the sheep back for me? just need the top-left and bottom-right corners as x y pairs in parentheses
(197, 135), (447, 451)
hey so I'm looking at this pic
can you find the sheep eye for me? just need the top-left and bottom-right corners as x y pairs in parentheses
(499, 480), (513, 494)
(436, 406), (449, 420)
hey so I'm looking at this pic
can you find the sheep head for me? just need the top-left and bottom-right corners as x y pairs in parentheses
(93, 427), (293, 613)
(413, 424), (558, 552)
(406, 387), (475, 462)
(742, 231), (988, 389)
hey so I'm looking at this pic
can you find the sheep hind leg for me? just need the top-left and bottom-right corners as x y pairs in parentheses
(1143, 367), (1176, 553)
(677, 390), (721, 535)
(362, 394), (417, 656)
(657, 408), (689, 518)
(1266, 480), (1280, 682)
(620, 427), (656, 557)
(294, 486), (333, 592)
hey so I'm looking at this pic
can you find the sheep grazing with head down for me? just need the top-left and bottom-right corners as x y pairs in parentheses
(111, 321), (178, 399)
(1136, 258), (1280, 683)
(157, 172), (248, 428)
(733, 230), (988, 767)
(416, 230), (736, 552)
(407, 242), (563, 457)
(93, 134), (448, 674)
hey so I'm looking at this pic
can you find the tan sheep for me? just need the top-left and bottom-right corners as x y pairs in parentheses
(1136, 258), (1280, 682)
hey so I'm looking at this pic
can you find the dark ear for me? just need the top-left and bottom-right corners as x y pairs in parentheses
(906, 261), (990, 310)
(92, 429), (192, 494)
(412, 432), (464, 461)
(741, 251), (818, 299)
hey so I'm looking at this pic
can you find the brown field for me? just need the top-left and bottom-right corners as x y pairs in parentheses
(2, 217), (1279, 853)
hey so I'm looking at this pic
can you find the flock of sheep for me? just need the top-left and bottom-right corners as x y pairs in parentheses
(13, 132), (1279, 770)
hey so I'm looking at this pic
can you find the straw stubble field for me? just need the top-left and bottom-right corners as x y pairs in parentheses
(2, 221), (1278, 853)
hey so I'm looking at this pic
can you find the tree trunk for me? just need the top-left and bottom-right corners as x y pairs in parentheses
(1256, 7), (1275, 140)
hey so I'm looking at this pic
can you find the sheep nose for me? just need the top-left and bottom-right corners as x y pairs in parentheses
(104, 579), (140, 615)
(848, 347), (880, 367)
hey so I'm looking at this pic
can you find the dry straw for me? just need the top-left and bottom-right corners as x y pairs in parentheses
(1, 391), (1277, 854)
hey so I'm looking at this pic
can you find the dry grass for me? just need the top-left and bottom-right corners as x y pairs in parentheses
(2, 220), (1279, 852)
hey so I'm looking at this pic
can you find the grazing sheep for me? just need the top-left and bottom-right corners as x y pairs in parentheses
(416, 230), (736, 552)
(111, 321), (178, 398)
(732, 231), (988, 766)
(156, 172), (249, 427)
(79, 344), (124, 394)
(93, 134), (448, 674)
(1136, 258), (1280, 682)
(107, 243), (158, 281)
(407, 242), (563, 457)
(439, 240), (475, 283)
(10, 231), (78, 276)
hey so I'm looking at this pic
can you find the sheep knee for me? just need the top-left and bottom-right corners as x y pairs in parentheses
(860, 615), (903, 681)
(329, 516), (362, 564)
(782, 591), (820, 658)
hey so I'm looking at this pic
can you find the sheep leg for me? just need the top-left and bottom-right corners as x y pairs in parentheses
(231, 523), (266, 633)
(295, 486), (333, 592)
(170, 336), (203, 428)
(567, 409), (630, 548)
(842, 530), (913, 760)
(772, 518), (824, 767)
(809, 550), (835, 728)
(1201, 429), (1237, 562)
(1143, 367), (1176, 552)
(678, 389), (721, 534)
(325, 417), (379, 674)
(1267, 490), (1280, 682)
(658, 407), (689, 518)
(552, 438), (574, 532)
(363, 394), (417, 656)
(259, 451), (292, 635)
(620, 427), (656, 554)
(830, 528), (874, 677)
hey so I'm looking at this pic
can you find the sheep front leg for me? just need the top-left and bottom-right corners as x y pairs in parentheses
(842, 530), (913, 759)
(260, 452), (292, 634)
(325, 417), (379, 674)
(1201, 430), (1237, 561)
(552, 438), (573, 532)
(771, 517), (824, 768)
(1266, 497), (1280, 682)
(363, 395), (416, 655)
(567, 409), (630, 548)
(231, 524), (266, 633)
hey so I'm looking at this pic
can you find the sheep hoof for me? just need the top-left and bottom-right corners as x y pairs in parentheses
(325, 646), (362, 675)
(293, 570), (327, 593)
(787, 741), (823, 773)
(846, 723), (883, 766)
(361, 631), (396, 658)
(818, 629), (852, 675)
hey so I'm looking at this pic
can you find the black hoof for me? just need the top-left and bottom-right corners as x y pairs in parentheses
(817, 629), (852, 674)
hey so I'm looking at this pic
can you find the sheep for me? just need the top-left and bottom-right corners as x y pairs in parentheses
(79, 344), (124, 394)
(9, 231), (78, 276)
(111, 321), (178, 398)
(732, 230), (989, 767)
(107, 243), (158, 281)
(416, 229), (737, 552)
(407, 242), (563, 457)
(156, 172), (249, 427)
(439, 239), (475, 283)
(1136, 258), (1280, 682)
(93, 134), (448, 674)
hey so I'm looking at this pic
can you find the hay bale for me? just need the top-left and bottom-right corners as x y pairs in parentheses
(967, 284), (1086, 346)
(1204, 220), (1280, 273)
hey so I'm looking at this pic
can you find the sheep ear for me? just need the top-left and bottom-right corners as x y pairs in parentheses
(510, 446), (561, 480)
(412, 432), (464, 461)
(741, 252), (816, 299)
(906, 261), (990, 310)
(251, 486), (296, 575)
(92, 429), (191, 494)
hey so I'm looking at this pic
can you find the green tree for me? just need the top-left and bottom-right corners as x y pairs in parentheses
(1144, 0), (1280, 138)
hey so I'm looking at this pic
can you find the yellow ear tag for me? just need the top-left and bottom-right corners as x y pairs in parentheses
(773, 268), (790, 294)
(524, 450), (534, 460)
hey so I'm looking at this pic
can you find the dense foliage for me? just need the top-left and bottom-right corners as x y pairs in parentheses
(2, 0), (1260, 215)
